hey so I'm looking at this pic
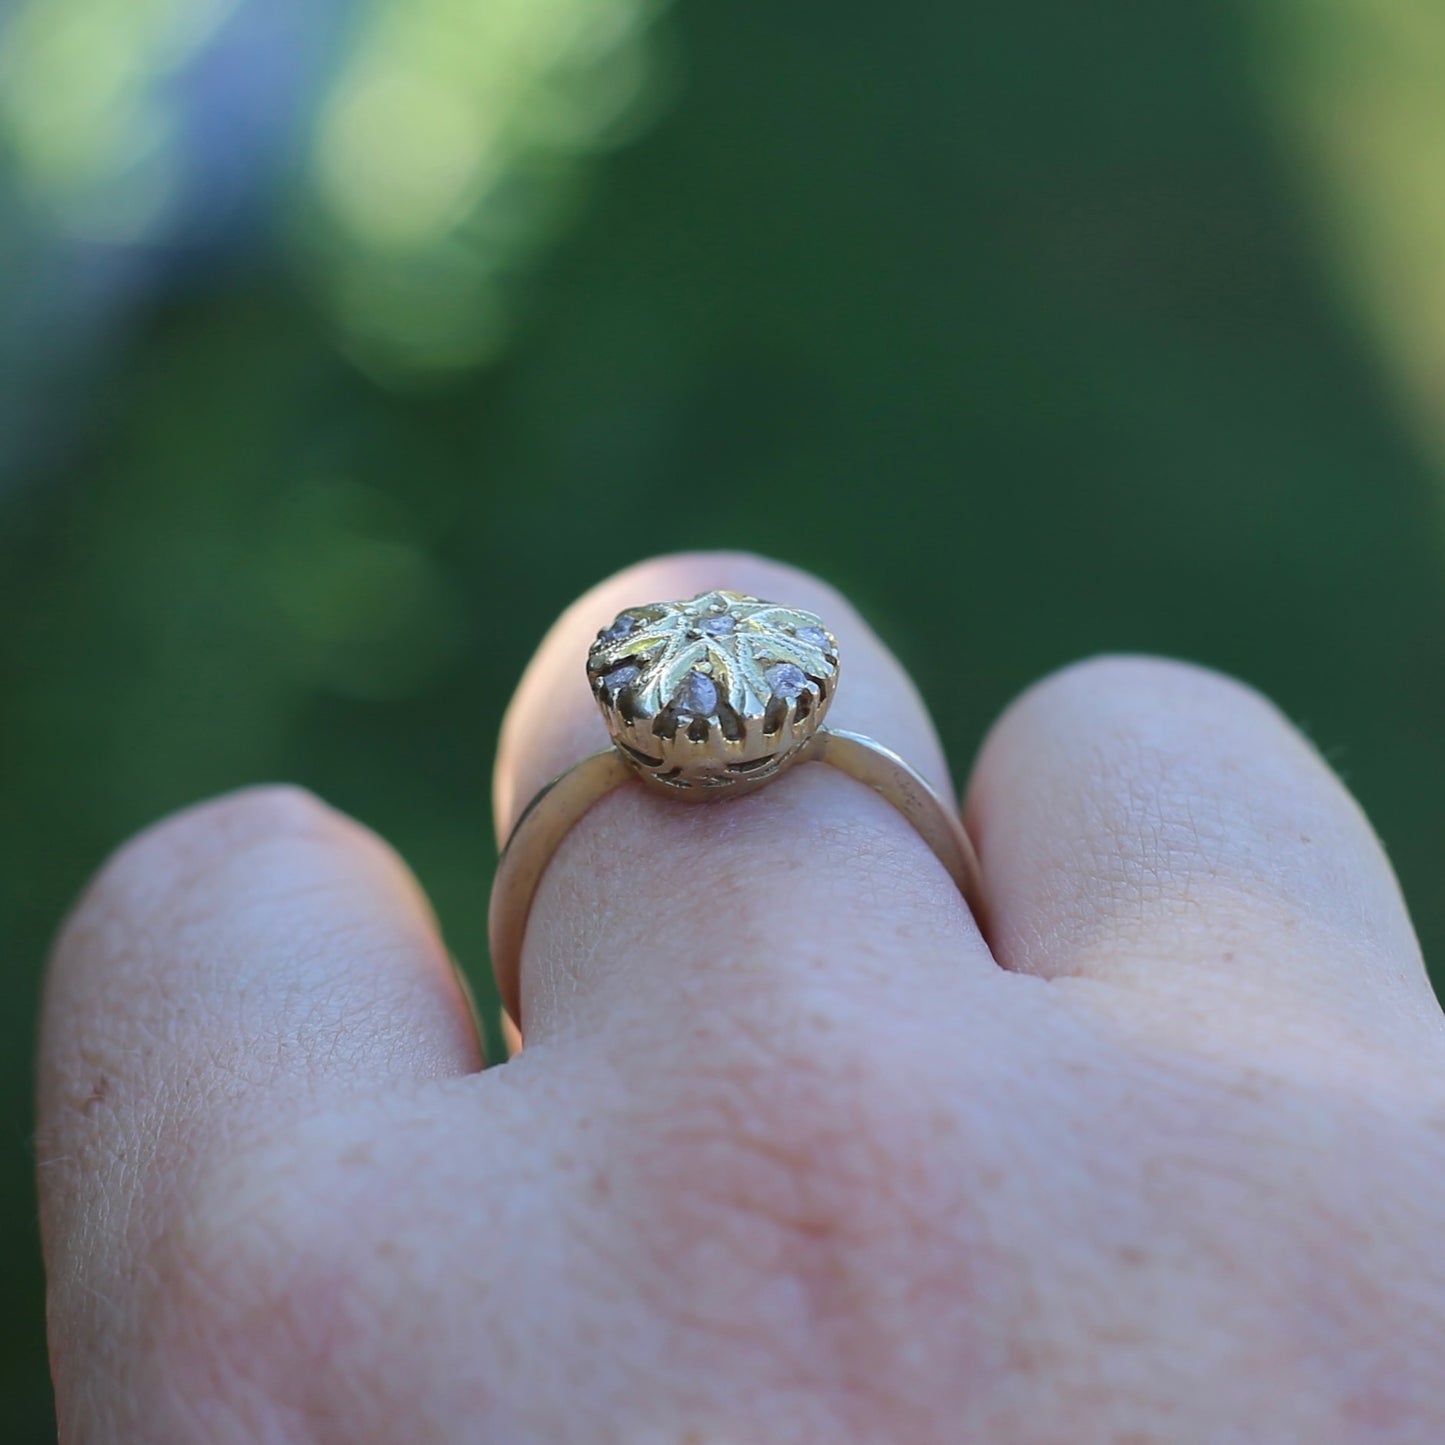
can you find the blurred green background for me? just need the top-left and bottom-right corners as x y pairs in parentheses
(2, 0), (1444, 1434)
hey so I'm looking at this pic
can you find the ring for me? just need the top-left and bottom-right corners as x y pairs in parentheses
(489, 589), (985, 1024)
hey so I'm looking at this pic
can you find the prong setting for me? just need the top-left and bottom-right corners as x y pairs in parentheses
(586, 589), (839, 796)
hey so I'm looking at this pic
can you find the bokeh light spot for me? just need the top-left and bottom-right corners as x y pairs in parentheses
(302, 0), (671, 376)
(0, 0), (238, 236)
(318, 67), (497, 253)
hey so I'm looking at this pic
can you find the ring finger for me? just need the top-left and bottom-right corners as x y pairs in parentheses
(490, 552), (993, 1047)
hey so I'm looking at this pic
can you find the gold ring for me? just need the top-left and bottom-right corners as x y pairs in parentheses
(489, 590), (985, 1025)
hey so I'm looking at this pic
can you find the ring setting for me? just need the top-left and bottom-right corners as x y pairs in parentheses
(587, 590), (839, 796)
(490, 588), (986, 1027)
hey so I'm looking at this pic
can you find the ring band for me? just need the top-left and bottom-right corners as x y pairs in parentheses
(488, 590), (985, 1026)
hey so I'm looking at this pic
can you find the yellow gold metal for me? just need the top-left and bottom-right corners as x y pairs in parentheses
(489, 591), (986, 1027)
(587, 589), (839, 796)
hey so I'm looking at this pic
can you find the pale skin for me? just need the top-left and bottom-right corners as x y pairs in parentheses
(37, 553), (1445, 1443)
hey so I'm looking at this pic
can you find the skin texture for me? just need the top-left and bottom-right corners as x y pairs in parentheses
(37, 552), (1445, 1444)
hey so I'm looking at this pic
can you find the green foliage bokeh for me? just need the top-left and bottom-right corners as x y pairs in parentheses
(3, 1), (1444, 1435)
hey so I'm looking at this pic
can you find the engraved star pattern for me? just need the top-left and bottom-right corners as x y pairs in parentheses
(587, 590), (837, 720)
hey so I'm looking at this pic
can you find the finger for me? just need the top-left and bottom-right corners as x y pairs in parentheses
(38, 787), (481, 1416)
(965, 656), (1437, 1030)
(493, 551), (991, 1041)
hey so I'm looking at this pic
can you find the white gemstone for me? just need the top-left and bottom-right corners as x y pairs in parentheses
(795, 626), (831, 649)
(601, 614), (638, 644)
(675, 670), (719, 715)
(765, 662), (808, 698)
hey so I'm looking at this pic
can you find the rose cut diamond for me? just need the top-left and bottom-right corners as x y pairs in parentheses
(676, 669), (719, 716)
(585, 590), (838, 795)
(600, 615), (638, 644)
(765, 662), (808, 698)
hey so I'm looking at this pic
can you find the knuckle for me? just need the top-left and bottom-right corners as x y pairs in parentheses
(585, 550), (854, 623)
(978, 653), (1319, 854)
(144, 782), (339, 860)
(1015, 653), (1287, 738)
(75, 784), (339, 921)
(192, 782), (338, 841)
(45, 784), (366, 1123)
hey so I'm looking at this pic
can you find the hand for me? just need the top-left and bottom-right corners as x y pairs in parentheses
(38, 554), (1445, 1443)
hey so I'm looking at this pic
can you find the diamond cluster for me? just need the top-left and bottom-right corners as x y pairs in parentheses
(586, 589), (839, 795)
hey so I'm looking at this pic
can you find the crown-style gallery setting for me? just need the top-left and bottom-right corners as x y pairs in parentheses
(586, 590), (838, 796)
(489, 587), (985, 1029)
